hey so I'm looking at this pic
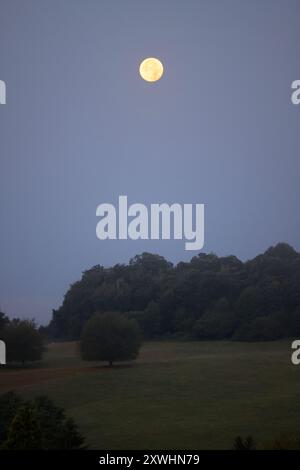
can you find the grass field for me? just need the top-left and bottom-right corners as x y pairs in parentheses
(0, 340), (299, 449)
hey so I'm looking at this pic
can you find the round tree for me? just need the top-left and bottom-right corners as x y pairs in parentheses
(80, 312), (141, 366)
(2, 319), (44, 365)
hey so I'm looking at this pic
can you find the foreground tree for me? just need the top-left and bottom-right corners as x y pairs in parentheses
(3, 406), (42, 450)
(0, 391), (85, 450)
(0, 391), (23, 444)
(233, 436), (256, 450)
(2, 319), (44, 365)
(233, 434), (300, 450)
(80, 312), (142, 366)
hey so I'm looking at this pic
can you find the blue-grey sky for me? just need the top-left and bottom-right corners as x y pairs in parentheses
(0, 0), (299, 324)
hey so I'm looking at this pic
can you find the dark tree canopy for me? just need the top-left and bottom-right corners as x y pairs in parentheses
(47, 245), (300, 342)
(3, 405), (42, 450)
(0, 391), (85, 450)
(0, 311), (9, 334)
(80, 312), (142, 366)
(2, 319), (44, 364)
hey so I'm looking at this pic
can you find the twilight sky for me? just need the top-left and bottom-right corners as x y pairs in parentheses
(0, 0), (299, 324)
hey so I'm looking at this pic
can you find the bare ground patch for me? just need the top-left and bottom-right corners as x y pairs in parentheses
(0, 365), (101, 392)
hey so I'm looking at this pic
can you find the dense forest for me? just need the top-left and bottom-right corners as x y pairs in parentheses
(47, 243), (300, 341)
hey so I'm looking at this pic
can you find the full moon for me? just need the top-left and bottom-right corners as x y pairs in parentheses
(139, 58), (164, 82)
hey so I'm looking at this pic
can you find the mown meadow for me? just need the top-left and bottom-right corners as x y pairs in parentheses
(0, 340), (298, 449)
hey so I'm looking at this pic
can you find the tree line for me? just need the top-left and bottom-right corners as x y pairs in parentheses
(46, 243), (300, 341)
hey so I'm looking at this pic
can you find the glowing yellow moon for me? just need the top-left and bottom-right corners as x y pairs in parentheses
(139, 58), (164, 82)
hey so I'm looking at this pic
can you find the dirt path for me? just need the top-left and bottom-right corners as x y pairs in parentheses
(0, 365), (99, 392)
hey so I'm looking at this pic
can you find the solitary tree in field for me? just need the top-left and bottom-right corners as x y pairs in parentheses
(80, 312), (142, 367)
(2, 319), (44, 365)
